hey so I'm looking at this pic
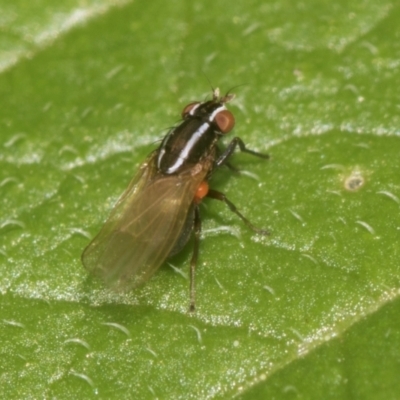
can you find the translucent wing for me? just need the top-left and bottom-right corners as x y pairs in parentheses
(81, 152), (208, 291)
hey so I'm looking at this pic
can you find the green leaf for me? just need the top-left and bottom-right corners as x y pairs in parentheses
(1, 0), (400, 398)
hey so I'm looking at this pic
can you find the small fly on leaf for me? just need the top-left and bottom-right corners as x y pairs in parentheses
(82, 88), (269, 311)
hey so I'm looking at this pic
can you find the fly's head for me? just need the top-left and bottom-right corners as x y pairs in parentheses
(181, 88), (236, 135)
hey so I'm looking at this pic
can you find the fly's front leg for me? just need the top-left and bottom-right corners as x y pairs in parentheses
(215, 137), (269, 168)
(207, 189), (269, 235)
(189, 205), (201, 312)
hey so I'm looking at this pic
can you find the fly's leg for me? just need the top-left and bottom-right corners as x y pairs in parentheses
(189, 205), (201, 312)
(207, 189), (269, 235)
(224, 161), (240, 173)
(215, 137), (269, 168)
(209, 138), (269, 235)
(216, 146), (240, 173)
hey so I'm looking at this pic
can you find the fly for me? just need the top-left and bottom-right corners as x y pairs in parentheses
(81, 88), (269, 311)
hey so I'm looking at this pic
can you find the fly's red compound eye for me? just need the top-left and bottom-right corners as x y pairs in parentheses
(182, 102), (200, 119)
(214, 109), (235, 133)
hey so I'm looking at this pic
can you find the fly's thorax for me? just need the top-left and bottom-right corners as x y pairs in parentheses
(157, 97), (235, 175)
(157, 118), (219, 175)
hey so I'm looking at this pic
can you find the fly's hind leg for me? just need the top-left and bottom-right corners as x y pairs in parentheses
(207, 189), (269, 235)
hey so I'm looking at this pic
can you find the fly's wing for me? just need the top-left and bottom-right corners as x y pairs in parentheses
(81, 155), (207, 291)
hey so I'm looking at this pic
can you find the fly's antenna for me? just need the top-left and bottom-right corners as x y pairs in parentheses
(202, 72), (216, 93)
(201, 73), (221, 101)
(201, 74), (243, 103)
(225, 83), (247, 95)
(222, 84), (247, 103)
